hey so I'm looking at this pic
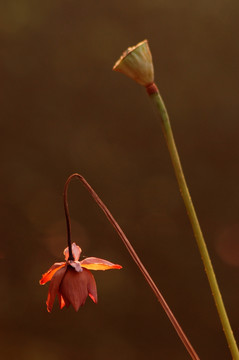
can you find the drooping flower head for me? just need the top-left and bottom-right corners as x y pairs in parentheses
(40, 173), (123, 312)
(40, 243), (122, 312)
(113, 40), (154, 86)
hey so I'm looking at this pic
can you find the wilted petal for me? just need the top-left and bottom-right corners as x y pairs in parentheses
(68, 260), (82, 272)
(58, 293), (66, 309)
(60, 268), (96, 311)
(46, 266), (67, 312)
(64, 242), (82, 261)
(87, 271), (98, 303)
(39, 262), (65, 285)
(58, 293), (71, 309)
(80, 257), (122, 271)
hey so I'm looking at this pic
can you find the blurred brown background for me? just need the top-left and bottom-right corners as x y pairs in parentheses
(1, 1), (239, 359)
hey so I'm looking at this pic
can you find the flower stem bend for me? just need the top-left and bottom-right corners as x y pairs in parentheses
(147, 84), (239, 360)
(63, 173), (200, 360)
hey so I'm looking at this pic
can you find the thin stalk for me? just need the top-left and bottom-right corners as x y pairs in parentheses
(64, 173), (200, 360)
(147, 83), (239, 360)
(64, 177), (74, 260)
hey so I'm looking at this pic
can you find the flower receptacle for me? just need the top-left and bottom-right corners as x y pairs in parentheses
(113, 40), (154, 87)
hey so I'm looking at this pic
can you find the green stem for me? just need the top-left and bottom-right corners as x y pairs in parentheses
(148, 84), (239, 360)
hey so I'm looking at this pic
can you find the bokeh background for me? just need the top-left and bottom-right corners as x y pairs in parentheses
(1, 1), (239, 359)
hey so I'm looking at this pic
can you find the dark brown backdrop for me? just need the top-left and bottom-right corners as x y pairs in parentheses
(1, 1), (239, 359)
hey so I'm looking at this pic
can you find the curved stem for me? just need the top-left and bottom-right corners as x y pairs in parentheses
(147, 84), (239, 360)
(63, 173), (200, 360)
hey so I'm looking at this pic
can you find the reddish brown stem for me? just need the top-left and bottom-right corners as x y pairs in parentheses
(64, 178), (74, 260)
(63, 173), (200, 360)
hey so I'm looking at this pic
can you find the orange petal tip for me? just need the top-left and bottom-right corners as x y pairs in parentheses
(40, 263), (65, 285)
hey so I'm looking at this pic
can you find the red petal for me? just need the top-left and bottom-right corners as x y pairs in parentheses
(60, 268), (97, 311)
(39, 262), (65, 285)
(46, 266), (67, 312)
(58, 293), (66, 309)
(80, 257), (122, 271)
(87, 269), (98, 303)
